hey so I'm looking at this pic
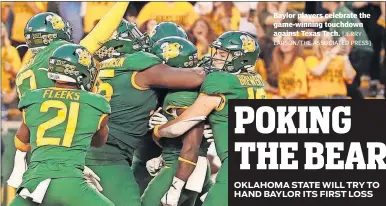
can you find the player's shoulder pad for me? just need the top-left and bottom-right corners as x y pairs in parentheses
(164, 90), (199, 109)
(200, 72), (237, 95)
(18, 89), (45, 110)
(79, 91), (111, 114)
(122, 51), (162, 71)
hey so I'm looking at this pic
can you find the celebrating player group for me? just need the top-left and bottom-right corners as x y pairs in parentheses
(7, 2), (265, 206)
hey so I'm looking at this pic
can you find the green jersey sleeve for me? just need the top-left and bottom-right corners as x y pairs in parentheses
(163, 90), (198, 115)
(200, 72), (236, 95)
(122, 51), (162, 72)
(18, 89), (43, 110)
(79, 91), (111, 114)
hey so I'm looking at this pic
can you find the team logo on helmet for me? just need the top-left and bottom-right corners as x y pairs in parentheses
(149, 27), (157, 37)
(161, 42), (182, 62)
(46, 15), (65, 30)
(240, 35), (256, 53)
(76, 48), (92, 67)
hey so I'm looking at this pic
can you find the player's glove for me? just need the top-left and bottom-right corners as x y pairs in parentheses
(7, 150), (28, 188)
(203, 124), (214, 143)
(161, 176), (185, 206)
(146, 155), (164, 176)
(83, 166), (103, 192)
(149, 108), (168, 130)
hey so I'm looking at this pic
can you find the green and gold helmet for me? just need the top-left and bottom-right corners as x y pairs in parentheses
(94, 19), (149, 61)
(48, 44), (98, 92)
(209, 31), (260, 73)
(148, 22), (188, 46)
(150, 36), (198, 68)
(24, 12), (73, 52)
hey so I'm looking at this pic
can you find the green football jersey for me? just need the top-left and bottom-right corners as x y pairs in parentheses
(16, 40), (69, 98)
(18, 87), (110, 182)
(200, 72), (265, 161)
(160, 90), (210, 164)
(95, 51), (161, 147)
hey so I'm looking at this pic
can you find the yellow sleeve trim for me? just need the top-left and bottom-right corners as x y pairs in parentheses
(216, 94), (226, 111)
(153, 125), (162, 138)
(99, 69), (115, 78)
(377, 17), (385, 28)
(131, 72), (150, 90)
(164, 105), (188, 118)
(98, 114), (108, 130)
(199, 93), (226, 112)
(22, 110), (26, 124)
(178, 157), (197, 166)
(14, 136), (31, 152)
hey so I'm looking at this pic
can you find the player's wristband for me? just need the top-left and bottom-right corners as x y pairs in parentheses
(153, 125), (162, 138)
(178, 157), (197, 166)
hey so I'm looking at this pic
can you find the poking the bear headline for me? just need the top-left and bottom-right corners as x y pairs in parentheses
(233, 106), (386, 170)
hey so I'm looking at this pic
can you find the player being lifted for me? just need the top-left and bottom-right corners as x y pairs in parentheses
(8, 2), (129, 189)
(142, 36), (213, 206)
(152, 31), (265, 206)
(86, 20), (205, 206)
(10, 44), (112, 206)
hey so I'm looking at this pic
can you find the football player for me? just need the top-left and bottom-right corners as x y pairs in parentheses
(142, 36), (213, 206)
(86, 20), (205, 206)
(130, 21), (190, 195)
(9, 44), (112, 206)
(152, 31), (265, 206)
(8, 2), (129, 189)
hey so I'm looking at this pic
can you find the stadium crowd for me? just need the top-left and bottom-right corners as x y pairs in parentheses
(0, 1), (385, 204)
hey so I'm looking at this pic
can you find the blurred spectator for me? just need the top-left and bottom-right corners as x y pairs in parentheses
(7, 2), (46, 59)
(58, 2), (83, 43)
(136, 2), (199, 30)
(83, 2), (115, 35)
(346, 2), (383, 96)
(270, 36), (307, 99)
(139, 19), (157, 34)
(46, 1), (59, 14)
(322, 2), (372, 99)
(253, 58), (268, 82)
(188, 18), (217, 58)
(234, 2), (257, 37)
(125, 4), (139, 24)
(305, 32), (357, 99)
(193, 2), (213, 16)
(204, 2), (240, 37)
(2, 23), (21, 94)
(1, 2), (12, 34)
(1, 3), (10, 23)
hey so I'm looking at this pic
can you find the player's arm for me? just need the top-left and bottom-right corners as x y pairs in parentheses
(14, 122), (31, 152)
(174, 108), (204, 181)
(176, 121), (204, 181)
(80, 2), (129, 54)
(153, 94), (221, 139)
(91, 115), (109, 147)
(135, 64), (206, 90)
(160, 108), (204, 206)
